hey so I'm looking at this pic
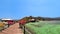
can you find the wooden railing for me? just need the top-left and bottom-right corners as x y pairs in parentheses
(22, 25), (35, 34)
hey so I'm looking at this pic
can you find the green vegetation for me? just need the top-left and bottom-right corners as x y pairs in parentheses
(25, 21), (60, 34)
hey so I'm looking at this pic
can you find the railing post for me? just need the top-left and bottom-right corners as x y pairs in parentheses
(24, 25), (25, 34)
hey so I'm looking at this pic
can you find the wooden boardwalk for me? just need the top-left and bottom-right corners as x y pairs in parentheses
(0, 23), (23, 34)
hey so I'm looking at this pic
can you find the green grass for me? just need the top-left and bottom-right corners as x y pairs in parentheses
(25, 21), (60, 34)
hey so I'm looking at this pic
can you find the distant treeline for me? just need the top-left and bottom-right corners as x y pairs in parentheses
(19, 16), (60, 21)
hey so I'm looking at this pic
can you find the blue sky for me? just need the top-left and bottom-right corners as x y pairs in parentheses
(0, 0), (60, 19)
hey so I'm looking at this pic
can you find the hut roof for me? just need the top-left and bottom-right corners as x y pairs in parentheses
(1, 18), (13, 20)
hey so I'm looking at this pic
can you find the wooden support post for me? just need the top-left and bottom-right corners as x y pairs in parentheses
(24, 25), (25, 34)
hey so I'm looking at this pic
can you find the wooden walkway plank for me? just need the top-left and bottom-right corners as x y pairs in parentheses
(0, 23), (23, 34)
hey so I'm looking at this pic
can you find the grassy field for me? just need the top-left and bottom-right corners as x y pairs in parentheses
(25, 21), (60, 34)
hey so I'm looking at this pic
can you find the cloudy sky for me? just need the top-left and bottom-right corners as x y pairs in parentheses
(0, 0), (60, 19)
